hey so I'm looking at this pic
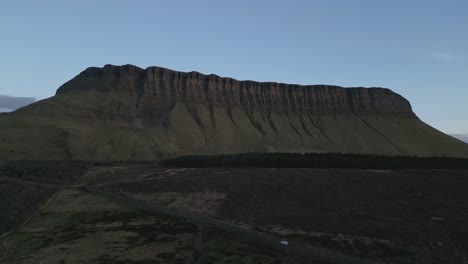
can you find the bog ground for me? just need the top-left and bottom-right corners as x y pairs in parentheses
(1, 163), (467, 263)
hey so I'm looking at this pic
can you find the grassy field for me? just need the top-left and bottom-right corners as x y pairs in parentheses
(0, 177), (58, 236)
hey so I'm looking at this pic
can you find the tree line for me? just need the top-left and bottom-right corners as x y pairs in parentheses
(161, 152), (468, 169)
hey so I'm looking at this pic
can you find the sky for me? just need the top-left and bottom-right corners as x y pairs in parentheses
(0, 0), (467, 136)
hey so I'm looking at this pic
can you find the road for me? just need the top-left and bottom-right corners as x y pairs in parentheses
(1, 175), (379, 264)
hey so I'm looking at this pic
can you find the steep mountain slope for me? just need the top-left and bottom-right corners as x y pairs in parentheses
(0, 64), (467, 160)
(452, 134), (468, 144)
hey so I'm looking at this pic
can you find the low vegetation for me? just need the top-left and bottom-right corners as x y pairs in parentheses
(0, 188), (308, 264)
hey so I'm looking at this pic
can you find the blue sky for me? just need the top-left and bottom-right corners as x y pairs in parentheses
(0, 0), (467, 134)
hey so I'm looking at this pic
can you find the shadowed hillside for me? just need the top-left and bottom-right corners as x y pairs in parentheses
(0, 64), (467, 160)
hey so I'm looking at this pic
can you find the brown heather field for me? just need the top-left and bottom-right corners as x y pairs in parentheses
(1, 162), (468, 263)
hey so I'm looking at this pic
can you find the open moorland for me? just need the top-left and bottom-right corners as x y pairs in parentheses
(1, 161), (468, 263)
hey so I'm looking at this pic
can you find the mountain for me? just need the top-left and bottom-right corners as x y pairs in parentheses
(452, 134), (468, 144)
(1, 64), (467, 160)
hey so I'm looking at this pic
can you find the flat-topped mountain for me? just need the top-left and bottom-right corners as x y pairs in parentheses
(0, 64), (467, 160)
(57, 64), (414, 116)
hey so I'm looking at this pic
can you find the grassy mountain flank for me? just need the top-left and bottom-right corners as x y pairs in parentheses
(0, 65), (467, 160)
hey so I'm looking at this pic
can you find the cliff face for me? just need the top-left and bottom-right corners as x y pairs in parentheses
(1, 64), (467, 160)
(57, 64), (415, 117)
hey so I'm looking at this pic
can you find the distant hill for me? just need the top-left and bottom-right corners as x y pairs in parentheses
(0, 95), (36, 113)
(452, 134), (468, 144)
(1, 64), (467, 160)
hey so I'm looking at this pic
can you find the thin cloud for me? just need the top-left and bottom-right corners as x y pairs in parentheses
(0, 95), (36, 112)
(429, 52), (457, 62)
